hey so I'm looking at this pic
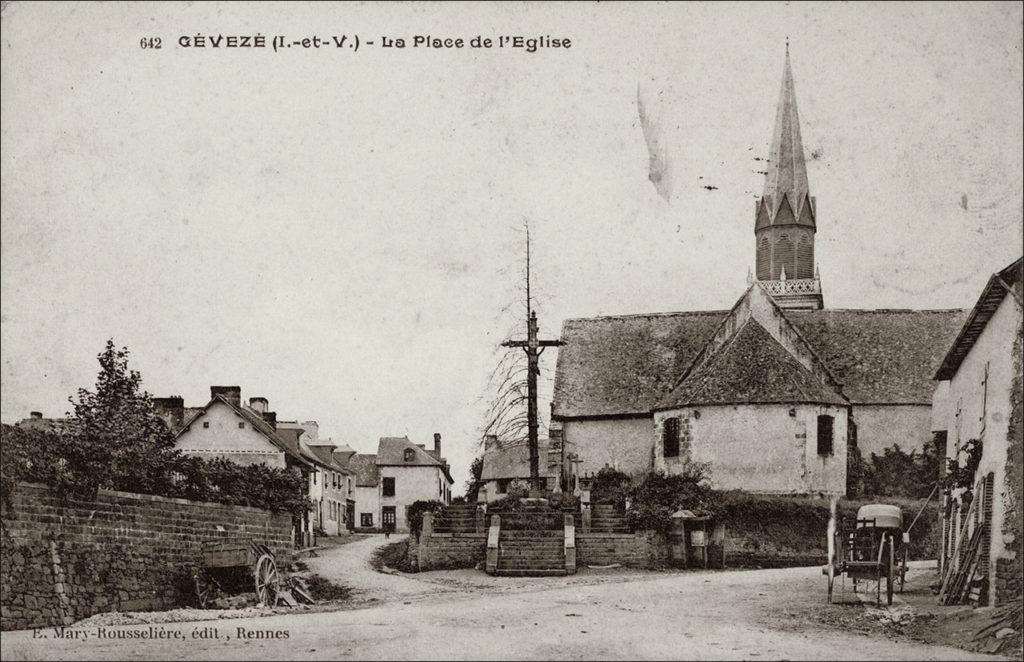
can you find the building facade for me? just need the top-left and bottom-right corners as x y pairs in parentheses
(933, 258), (1023, 606)
(550, 49), (966, 495)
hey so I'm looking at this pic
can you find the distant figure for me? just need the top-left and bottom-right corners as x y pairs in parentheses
(384, 521), (393, 540)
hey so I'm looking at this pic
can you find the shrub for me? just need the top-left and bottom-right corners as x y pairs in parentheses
(407, 500), (445, 539)
(589, 466), (631, 506)
(625, 463), (714, 533)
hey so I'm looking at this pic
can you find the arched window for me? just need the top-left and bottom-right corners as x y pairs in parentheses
(756, 236), (771, 280)
(797, 234), (814, 279)
(776, 233), (795, 279)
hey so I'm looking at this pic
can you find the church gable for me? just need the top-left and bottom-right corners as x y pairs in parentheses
(658, 319), (846, 408)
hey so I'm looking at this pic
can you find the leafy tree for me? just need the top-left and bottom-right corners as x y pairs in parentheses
(66, 340), (179, 497)
(590, 466), (632, 506)
(464, 455), (484, 503)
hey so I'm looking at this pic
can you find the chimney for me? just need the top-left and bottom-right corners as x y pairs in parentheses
(210, 386), (241, 408)
(249, 397), (269, 414)
(29, 411), (43, 420)
(262, 411), (277, 430)
(152, 396), (185, 430)
(434, 432), (442, 455)
(484, 434), (498, 452)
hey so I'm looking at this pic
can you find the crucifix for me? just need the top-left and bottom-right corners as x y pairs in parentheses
(501, 225), (563, 492)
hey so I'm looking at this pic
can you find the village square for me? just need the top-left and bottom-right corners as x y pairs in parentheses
(1, 2), (1022, 661)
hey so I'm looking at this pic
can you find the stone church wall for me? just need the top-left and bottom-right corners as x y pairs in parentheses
(562, 416), (654, 478)
(851, 404), (933, 457)
(654, 403), (847, 495)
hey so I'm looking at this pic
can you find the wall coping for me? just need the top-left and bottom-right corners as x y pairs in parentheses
(7, 481), (285, 518)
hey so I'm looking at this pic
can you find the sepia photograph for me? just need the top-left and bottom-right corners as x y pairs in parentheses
(1, 1), (1022, 660)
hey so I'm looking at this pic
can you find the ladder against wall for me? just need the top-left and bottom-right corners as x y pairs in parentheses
(939, 472), (994, 606)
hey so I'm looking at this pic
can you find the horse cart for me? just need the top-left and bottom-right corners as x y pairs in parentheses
(193, 538), (281, 608)
(824, 504), (908, 605)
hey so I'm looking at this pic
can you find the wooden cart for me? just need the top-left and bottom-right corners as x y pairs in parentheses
(825, 504), (908, 605)
(194, 538), (280, 608)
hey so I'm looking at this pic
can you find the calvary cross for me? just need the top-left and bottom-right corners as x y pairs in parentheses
(502, 309), (562, 491)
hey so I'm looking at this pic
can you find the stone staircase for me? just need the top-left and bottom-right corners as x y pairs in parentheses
(590, 504), (629, 533)
(433, 504), (478, 533)
(494, 530), (567, 576)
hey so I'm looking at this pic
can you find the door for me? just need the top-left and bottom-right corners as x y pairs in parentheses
(346, 501), (355, 532)
(382, 506), (397, 532)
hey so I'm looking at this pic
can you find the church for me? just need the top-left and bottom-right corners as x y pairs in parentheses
(551, 49), (967, 496)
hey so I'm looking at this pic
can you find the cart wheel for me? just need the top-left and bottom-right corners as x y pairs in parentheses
(886, 536), (895, 606)
(194, 571), (213, 609)
(254, 554), (279, 607)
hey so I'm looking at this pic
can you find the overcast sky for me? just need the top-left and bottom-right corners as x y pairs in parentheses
(2, 2), (1022, 494)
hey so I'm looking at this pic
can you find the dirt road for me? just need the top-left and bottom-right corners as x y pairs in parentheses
(1, 537), (1006, 661)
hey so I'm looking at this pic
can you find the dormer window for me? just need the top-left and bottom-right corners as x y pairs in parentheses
(404, 448), (415, 462)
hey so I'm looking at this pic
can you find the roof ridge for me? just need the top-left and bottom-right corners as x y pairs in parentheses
(564, 310), (730, 323)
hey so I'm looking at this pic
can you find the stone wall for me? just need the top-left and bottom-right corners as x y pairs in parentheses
(416, 533), (487, 571)
(1, 483), (293, 631)
(576, 532), (668, 568)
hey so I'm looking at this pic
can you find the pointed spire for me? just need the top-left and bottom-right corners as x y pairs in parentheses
(763, 44), (810, 220)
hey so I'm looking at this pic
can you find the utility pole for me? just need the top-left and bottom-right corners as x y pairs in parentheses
(501, 225), (562, 493)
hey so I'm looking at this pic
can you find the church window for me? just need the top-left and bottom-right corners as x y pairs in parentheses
(404, 448), (415, 462)
(757, 236), (770, 280)
(203, 421), (210, 428)
(663, 417), (680, 458)
(238, 422), (245, 429)
(797, 234), (813, 279)
(776, 234), (795, 279)
(817, 415), (834, 456)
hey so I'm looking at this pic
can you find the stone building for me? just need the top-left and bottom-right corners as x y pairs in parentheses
(551, 49), (966, 495)
(348, 435), (454, 532)
(933, 257), (1022, 606)
(477, 434), (578, 502)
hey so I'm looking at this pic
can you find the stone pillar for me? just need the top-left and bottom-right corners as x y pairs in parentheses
(564, 513), (576, 574)
(422, 512), (433, 539)
(582, 503), (592, 533)
(475, 505), (486, 533)
(486, 515), (501, 575)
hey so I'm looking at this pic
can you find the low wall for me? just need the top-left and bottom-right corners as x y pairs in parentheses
(576, 532), (668, 568)
(416, 533), (487, 571)
(1, 483), (293, 631)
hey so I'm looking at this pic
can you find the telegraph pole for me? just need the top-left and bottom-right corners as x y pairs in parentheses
(501, 225), (562, 492)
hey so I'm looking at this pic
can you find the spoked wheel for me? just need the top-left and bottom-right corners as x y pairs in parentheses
(194, 570), (214, 608)
(254, 554), (279, 607)
(886, 536), (895, 606)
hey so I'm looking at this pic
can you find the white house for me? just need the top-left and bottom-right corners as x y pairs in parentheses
(932, 257), (1022, 607)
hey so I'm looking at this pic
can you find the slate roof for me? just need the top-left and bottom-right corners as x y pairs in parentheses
(786, 309), (968, 404)
(306, 444), (353, 474)
(552, 311), (727, 418)
(481, 438), (573, 481)
(273, 425), (330, 469)
(375, 436), (444, 467)
(348, 454), (381, 487)
(658, 320), (847, 408)
(553, 306), (968, 417)
(935, 258), (1023, 380)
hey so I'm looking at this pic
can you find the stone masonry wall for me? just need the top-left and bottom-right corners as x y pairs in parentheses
(416, 533), (487, 571)
(1, 483), (293, 631)
(576, 532), (668, 568)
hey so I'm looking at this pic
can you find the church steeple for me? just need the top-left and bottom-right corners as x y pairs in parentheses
(754, 44), (823, 310)
(763, 43), (812, 222)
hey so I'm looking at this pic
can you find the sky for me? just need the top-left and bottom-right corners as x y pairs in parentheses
(2, 2), (1022, 495)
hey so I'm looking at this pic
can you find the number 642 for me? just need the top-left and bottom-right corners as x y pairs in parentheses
(140, 37), (162, 49)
